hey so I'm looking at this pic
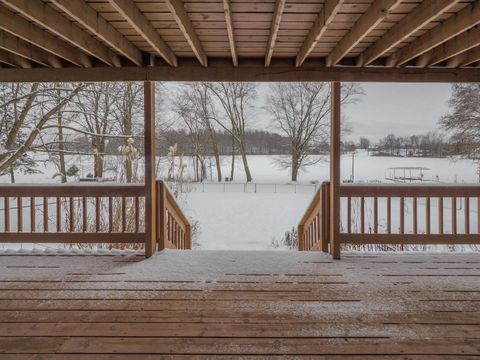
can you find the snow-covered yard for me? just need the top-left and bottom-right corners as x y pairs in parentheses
(1, 151), (478, 251)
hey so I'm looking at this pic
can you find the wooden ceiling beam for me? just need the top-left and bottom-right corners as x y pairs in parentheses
(0, 48), (25, 67)
(108, 0), (177, 67)
(222, 0), (237, 67)
(357, 0), (459, 67)
(164, 0), (207, 67)
(2, 0), (120, 67)
(0, 29), (61, 68)
(389, 2), (480, 67)
(1, 59), (480, 83)
(0, 5), (90, 67)
(50, 0), (142, 66)
(327, 0), (402, 67)
(265, 0), (286, 67)
(296, 0), (343, 67)
(423, 25), (480, 66)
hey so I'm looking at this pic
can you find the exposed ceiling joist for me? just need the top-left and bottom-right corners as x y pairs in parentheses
(423, 25), (480, 66)
(51, 0), (142, 66)
(108, 0), (177, 67)
(0, 5), (90, 67)
(454, 45), (480, 67)
(296, 0), (343, 67)
(0, 48), (25, 67)
(327, 0), (402, 67)
(2, 0), (120, 67)
(164, 0), (207, 67)
(0, 29), (60, 68)
(222, 0), (237, 67)
(357, 0), (459, 66)
(265, 0), (286, 67)
(389, 1), (480, 67)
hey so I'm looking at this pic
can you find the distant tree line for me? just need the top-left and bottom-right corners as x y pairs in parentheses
(345, 132), (454, 158)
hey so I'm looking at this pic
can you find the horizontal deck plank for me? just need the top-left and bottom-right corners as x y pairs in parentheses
(0, 250), (478, 357)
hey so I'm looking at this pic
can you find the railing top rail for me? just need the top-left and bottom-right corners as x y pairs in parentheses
(340, 183), (480, 197)
(299, 181), (329, 226)
(158, 181), (190, 228)
(0, 183), (145, 197)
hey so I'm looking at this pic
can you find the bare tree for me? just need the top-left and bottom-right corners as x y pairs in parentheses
(440, 83), (480, 181)
(0, 83), (84, 181)
(266, 82), (362, 182)
(112, 83), (143, 182)
(173, 83), (222, 182)
(69, 83), (119, 179)
(206, 82), (256, 182)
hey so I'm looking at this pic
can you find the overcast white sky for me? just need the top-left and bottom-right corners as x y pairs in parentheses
(343, 83), (452, 142)
(167, 82), (453, 143)
(249, 82), (452, 142)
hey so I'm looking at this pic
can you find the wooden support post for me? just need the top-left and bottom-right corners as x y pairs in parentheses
(144, 80), (157, 258)
(330, 82), (341, 259)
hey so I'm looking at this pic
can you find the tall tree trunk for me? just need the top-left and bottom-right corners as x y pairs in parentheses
(291, 150), (300, 182)
(9, 167), (15, 183)
(239, 142), (252, 182)
(230, 135), (235, 181)
(94, 149), (104, 179)
(125, 157), (132, 183)
(57, 112), (67, 183)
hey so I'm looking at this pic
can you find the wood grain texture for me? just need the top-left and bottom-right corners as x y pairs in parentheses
(0, 251), (478, 357)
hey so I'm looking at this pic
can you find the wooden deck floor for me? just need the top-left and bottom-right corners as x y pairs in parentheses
(0, 250), (479, 359)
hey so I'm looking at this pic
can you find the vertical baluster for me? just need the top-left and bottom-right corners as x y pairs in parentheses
(426, 197), (431, 235)
(439, 197), (444, 235)
(360, 197), (365, 234)
(387, 197), (391, 234)
(30, 197), (35, 233)
(17, 197), (23, 232)
(478, 197), (480, 234)
(316, 214), (320, 246)
(177, 223), (180, 247)
(168, 213), (173, 244)
(43, 197), (48, 232)
(135, 196), (140, 233)
(373, 197), (378, 234)
(452, 197), (457, 235)
(82, 197), (88, 232)
(108, 197), (113, 233)
(413, 197), (417, 235)
(122, 197), (126, 233)
(69, 197), (74, 232)
(399, 197), (404, 235)
(465, 197), (470, 235)
(4, 197), (10, 232)
(56, 197), (61, 232)
(347, 197), (351, 234)
(95, 197), (101, 232)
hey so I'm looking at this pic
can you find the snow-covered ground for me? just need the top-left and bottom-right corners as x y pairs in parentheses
(1, 151), (478, 251)
(1, 151), (477, 184)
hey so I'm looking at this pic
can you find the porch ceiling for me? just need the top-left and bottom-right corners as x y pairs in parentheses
(0, 0), (479, 82)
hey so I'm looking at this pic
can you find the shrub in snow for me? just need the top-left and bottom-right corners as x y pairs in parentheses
(271, 227), (297, 250)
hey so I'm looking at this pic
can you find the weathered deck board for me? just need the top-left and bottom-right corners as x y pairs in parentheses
(0, 250), (479, 358)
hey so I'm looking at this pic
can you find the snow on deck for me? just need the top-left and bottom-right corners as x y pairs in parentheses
(0, 250), (479, 357)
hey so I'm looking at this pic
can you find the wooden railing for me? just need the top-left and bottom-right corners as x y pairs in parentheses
(157, 181), (192, 250)
(299, 183), (480, 258)
(339, 184), (480, 246)
(0, 184), (145, 243)
(298, 181), (330, 251)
